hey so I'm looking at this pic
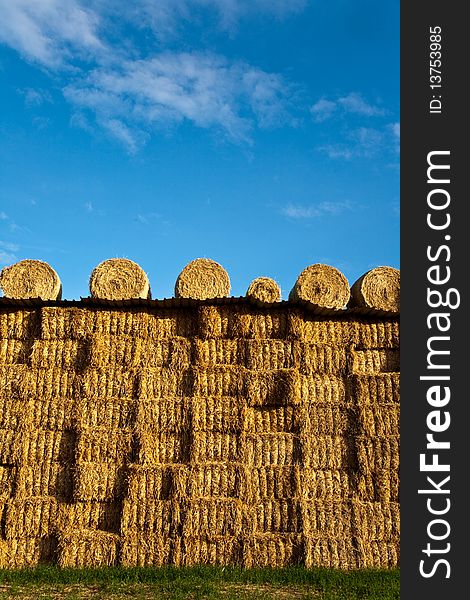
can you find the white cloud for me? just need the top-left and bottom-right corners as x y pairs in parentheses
(310, 98), (336, 122)
(0, 0), (104, 67)
(19, 87), (52, 106)
(311, 92), (385, 122)
(337, 92), (385, 116)
(0, 250), (18, 265)
(0, 0), (296, 149)
(320, 127), (384, 160)
(282, 200), (354, 219)
(0, 211), (8, 220)
(0, 240), (19, 252)
(65, 52), (292, 147)
(0, 241), (20, 265)
(391, 122), (400, 138)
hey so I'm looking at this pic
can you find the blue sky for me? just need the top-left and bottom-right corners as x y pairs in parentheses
(0, 0), (399, 300)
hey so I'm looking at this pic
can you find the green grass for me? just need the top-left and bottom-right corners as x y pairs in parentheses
(0, 565), (399, 599)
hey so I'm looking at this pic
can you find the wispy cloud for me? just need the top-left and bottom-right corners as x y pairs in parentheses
(0, 211), (8, 220)
(311, 92), (385, 122)
(319, 127), (384, 160)
(0, 0), (104, 68)
(0, 0), (300, 150)
(282, 200), (355, 219)
(64, 52), (293, 149)
(0, 240), (19, 265)
(19, 86), (53, 106)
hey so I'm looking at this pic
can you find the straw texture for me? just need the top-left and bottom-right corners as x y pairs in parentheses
(0, 260), (61, 300)
(246, 277), (281, 303)
(349, 267), (400, 312)
(0, 298), (399, 569)
(89, 258), (150, 300)
(175, 258), (230, 299)
(289, 264), (350, 308)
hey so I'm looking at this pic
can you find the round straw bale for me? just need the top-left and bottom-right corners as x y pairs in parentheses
(89, 258), (150, 300)
(289, 264), (350, 309)
(175, 258), (230, 300)
(0, 259), (62, 300)
(349, 266), (400, 312)
(246, 277), (281, 303)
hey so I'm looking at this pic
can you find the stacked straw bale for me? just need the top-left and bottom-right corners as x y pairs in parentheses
(0, 299), (399, 569)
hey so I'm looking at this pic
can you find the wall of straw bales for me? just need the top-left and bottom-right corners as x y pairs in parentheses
(0, 302), (399, 569)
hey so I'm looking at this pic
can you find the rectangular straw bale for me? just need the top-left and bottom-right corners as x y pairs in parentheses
(352, 319), (400, 349)
(15, 463), (73, 499)
(191, 431), (240, 463)
(40, 306), (93, 339)
(0, 429), (16, 463)
(244, 340), (294, 370)
(299, 374), (347, 404)
(137, 432), (188, 465)
(76, 396), (135, 430)
(301, 435), (353, 470)
(194, 338), (244, 367)
(228, 310), (288, 339)
(245, 405), (300, 433)
(76, 428), (133, 463)
(74, 462), (126, 501)
(355, 435), (400, 472)
(121, 498), (183, 536)
(22, 367), (78, 400)
(0, 338), (28, 365)
(81, 367), (137, 399)
(120, 534), (175, 567)
(287, 313), (353, 344)
(190, 366), (243, 397)
(300, 469), (352, 501)
(351, 373), (400, 405)
(305, 536), (359, 569)
(126, 464), (188, 502)
(58, 501), (122, 533)
(183, 535), (241, 566)
(0, 396), (24, 429)
(90, 336), (191, 370)
(356, 469), (400, 503)
(250, 499), (302, 534)
(0, 465), (14, 498)
(89, 335), (144, 369)
(12, 429), (76, 464)
(186, 463), (243, 498)
(197, 305), (226, 339)
(293, 342), (347, 374)
(24, 396), (76, 430)
(242, 534), (303, 568)
(306, 404), (354, 435)
(183, 498), (242, 537)
(0, 309), (39, 339)
(301, 500), (352, 537)
(245, 369), (301, 406)
(0, 364), (29, 400)
(136, 397), (189, 433)
(5, 497), (59, 539)
(137, 367), (192, 398)
(57, 528), (120, 567)
(191, 396), (244, 432)
(351, 349), (400, 374)
(356, 404), (400, 436)
(0, 536), (57, 569)
(248, 466), (300, 500)
(356, 539), (399, 569)
(245, 433), (301, 466)
(352, 500), (400, 541)
(30, 339), (90, 370)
